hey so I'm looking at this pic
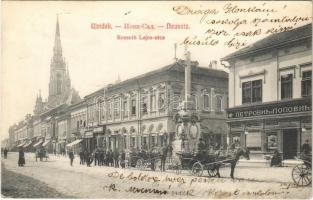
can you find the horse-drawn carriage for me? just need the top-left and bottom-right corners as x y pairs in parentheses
(154, 147), (250, 178)
(132, 148), (161, 170)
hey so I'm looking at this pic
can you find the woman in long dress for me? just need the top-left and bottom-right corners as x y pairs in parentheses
(18, 147), (25, 167)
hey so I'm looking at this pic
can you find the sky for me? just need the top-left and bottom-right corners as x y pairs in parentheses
(1, 1), (312, 139)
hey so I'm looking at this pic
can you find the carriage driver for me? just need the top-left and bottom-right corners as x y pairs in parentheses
(197, 138), (207, 161)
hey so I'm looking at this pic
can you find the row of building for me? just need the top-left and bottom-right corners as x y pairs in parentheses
(6, 18), (228, 154)
(5, 19), (312, 160)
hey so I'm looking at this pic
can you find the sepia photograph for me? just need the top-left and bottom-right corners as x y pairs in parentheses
(1, 1), (312, 199)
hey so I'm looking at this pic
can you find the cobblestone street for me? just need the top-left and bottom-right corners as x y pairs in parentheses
(1, 152), (311, 198)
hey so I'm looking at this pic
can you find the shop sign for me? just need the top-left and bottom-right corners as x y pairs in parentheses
(84, 131), (94, 138)
(227, 98), (311, 119)
(93, 126), (104, 133)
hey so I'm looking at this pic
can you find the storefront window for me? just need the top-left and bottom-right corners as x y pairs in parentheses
(281, 74), (293, 99)
(131, 137), (136, 147)
(246, 131), (261, 151)
(267, 132), (278, 151)
(302, 71), (312, 97)
(232, 134), (241, 147)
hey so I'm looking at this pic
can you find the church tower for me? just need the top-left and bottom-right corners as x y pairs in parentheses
(48, 16), (71, 107)
(34, 90), (45, 115)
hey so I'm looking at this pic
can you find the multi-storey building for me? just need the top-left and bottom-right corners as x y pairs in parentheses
(222, 23), (312, 159)
(84, 88), (105, 152)
(94, 60), (228, 152)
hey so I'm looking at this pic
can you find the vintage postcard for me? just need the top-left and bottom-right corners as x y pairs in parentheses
(1, 1), (312, 199)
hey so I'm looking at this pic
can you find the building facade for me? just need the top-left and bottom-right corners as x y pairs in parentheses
(92, 60), (228, 153)
(222, 23), (312, 159)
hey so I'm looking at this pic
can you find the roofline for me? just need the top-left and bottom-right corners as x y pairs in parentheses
(221, 35), (311, 62)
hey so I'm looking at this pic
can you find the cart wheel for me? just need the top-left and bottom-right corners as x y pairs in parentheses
(192, 162), (203, 177)
(175, 164), (182, 175)
(136, 159), (144, 170)
(292, 164), (312, 186)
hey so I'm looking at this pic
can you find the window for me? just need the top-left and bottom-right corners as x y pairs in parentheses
(266, 132), (278, 151)
(172, 93), (181, 110)
(123, 100), (128, 117)
(246, 131), (261, 151)
(242, 79), (262, 104)
(100, 101), (105, 120)
(190, 94), (198, 110)
(131, 99), (136, 116)
(107, 102), (113, 120)
(114, 98), (120, 118)
(203, 94), (210, 111)
(151, 136), (156, 146)
(281, 74), (293, 99)
(141, 96), (148, 115)
(150, 91), (156, 112)
(302, 71), (312, 97)
(131, 137), (136, 147)
(215, 96), (222, 112)
(158, 92), (165, 110)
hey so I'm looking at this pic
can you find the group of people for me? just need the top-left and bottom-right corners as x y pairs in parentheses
(76, 147), (127, 168)
(35, 147), (48, 162)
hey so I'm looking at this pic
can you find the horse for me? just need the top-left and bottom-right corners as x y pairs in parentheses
(213, 147), (250, 179)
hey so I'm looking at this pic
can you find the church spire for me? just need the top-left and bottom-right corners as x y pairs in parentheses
(53, 15), (63, 59)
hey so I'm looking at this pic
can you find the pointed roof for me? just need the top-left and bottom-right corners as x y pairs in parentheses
(54, 15), (62, 57)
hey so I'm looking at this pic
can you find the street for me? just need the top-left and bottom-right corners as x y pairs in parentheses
(1, 152), (311, 198)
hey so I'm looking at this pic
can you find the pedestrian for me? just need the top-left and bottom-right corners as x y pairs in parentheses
(113, 149), (119, 168)
(109, 149), (114, 167)
(99, 148), (104, 166)
(270, 149), (282, 167)
(18, 147), (25, 167)
(301, 140), (311, 164)
(84, 150), (88, 165)
(94, 147), (99, 166)
(167, 144), (173, 161)
(79, 149), (84, 165)
(160, 145), (167, 172)
(3, 148), (8, 159)
(87, 152), (92, 167)
(69, 149), (74, 166)
(120, 150), (126, 168)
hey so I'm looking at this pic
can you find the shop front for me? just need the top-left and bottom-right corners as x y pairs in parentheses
(227, 97), (311, 160)
(84, 130), (96, 153)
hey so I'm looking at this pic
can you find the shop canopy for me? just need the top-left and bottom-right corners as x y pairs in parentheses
(33, 140), (43, 148)
(42, 140), (51, 147)
(23, 141), (32, 148)
(17, 142), (26, 147)
(66, 139), (83, 148)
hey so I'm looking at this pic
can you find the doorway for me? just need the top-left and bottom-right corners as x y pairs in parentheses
(283, 129), (298, 159)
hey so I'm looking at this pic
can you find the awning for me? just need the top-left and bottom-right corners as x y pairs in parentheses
(42, 140), (51, 147)
(66, 139), (83, 147)
(23, 141), (32, 148)
(17, 142), (26, 147)
(33, 140), (43, 147)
